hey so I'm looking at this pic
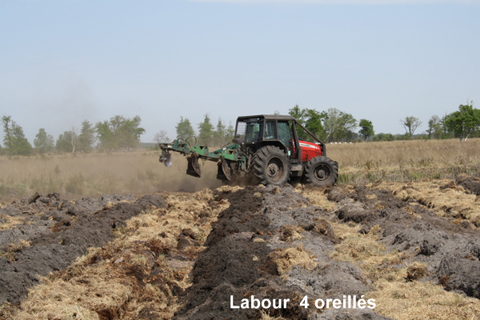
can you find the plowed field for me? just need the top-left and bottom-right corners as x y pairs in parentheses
(1, 175), (480, 320)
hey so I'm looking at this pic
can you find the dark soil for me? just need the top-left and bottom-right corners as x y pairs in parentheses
(174, 185), (392, 320)
(456, 173), (480, 195)
(0, 193), (165, 304)
(327, 184), (480, 299)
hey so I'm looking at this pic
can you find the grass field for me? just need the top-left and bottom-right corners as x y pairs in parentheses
(330, 138), (480, 184)
(0, 138), (479, 201)
(0, 151), (221, 201)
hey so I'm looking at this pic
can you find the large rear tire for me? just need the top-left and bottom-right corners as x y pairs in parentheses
(253, 146), (290, 186)
(305, 156), (338, 187)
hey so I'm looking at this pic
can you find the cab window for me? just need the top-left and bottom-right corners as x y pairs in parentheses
(265, 121), (276, 140)
(236, 120), (263, 143)
(278, 121), (292, 149)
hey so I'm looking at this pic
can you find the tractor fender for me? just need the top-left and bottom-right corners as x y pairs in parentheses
(257, 140), (288, 155)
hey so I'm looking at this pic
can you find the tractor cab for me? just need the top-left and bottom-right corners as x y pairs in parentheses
(235, 115), (298, 157)
(234, 115), (326, 163)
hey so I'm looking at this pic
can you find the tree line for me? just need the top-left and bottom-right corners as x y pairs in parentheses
(172, 102), (480, 145)
(0, 115), (145, 156)
(288, 102), (480, 143)
(165, 114), (235, 147)
(394, 102), (480, 142)
(2, 102), (479, 156)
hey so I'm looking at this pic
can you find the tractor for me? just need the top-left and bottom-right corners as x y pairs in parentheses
(159, 114), (338, 187)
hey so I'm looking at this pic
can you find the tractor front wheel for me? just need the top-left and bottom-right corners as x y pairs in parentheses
(253, 146), (290, 186)
(305, 156), (338, 187)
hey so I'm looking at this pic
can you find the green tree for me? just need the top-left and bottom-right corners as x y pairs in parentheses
(214, 118), (227, 146)
(321, 108), (357, 142)
(359, 119), (374, 141)
(443, 103), (480, 141)
(289, 106), (356, 142)
(426, 115), (442, 139)
(175, 117), (195, 141)
(289, 106), (327, 141)
(95, 115), (145, 151)
(373, 133), (394, 141)
(400, 116), (422, 138)
(289, 105), (307, 124)
(77, 120), (96, 153)
(56, 132), (70, 153)
(11, 123), (32, 155)
(34, 128), (55, 154)
(11, 124), (32, 155)
(95, 121), (114, 151)
(198, 114), (214, 146)
(1, 116), (32, 155)
(289, 105), (309, 140)
(56, 129), (77, 153)
(304, 109), (326, 141)
(225, 122), (235, 143)
(116, 115), (145, 148)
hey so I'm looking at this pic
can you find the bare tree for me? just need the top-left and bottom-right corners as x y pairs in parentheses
(70, 127), (78, 153)
(2, 116), (13, 149)
(400, 116), (422, 138)
(154, 130), (170, 144)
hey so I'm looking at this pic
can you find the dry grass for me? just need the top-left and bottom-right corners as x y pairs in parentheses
(0, 215), (24, 230)
(370, 180), (480, 227)
(269, 244), (318, 275)
(370, 280), (480, 320)
(0, 240), (31, 262)
(0, 151), (222, 201)
(329, 138), (480, 184)
(1, 139), (478, 201)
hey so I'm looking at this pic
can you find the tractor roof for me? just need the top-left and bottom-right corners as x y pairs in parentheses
(236, 114), (296, 122)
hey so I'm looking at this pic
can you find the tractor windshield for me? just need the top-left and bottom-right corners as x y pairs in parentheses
(235, 119), (264, 144)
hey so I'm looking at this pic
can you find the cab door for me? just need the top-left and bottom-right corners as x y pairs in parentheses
(277, 121), (299, 159)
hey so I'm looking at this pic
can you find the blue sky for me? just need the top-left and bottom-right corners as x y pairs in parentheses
(1, 0), (479, 143)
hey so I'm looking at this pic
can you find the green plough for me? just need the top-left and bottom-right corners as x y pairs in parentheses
(159, 138), (246, 181)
